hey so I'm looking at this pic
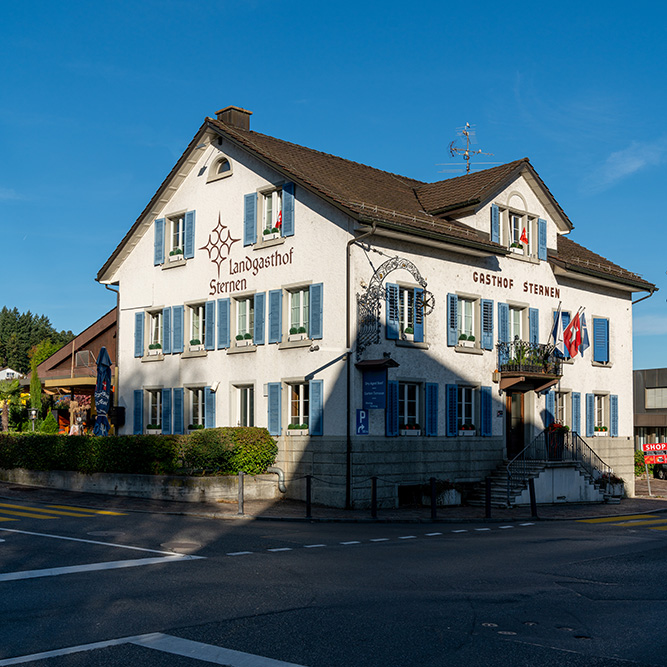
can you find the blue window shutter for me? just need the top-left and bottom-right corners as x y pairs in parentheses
(205, 300), (216, 350)
(133, 390), (143, 434)
(447, 293), (458, 346)
(446, 384), (458, 436)
(204, 387), (216, 429)
(425, 383), (438, 436)
(217, 298), (230, 349)
(481, 299), (494, 350)
(162, 307), (172, 354)
(538, 218), (547, 261)
(184, 210), (196, 259)
(585, 393), (594, 437)
(309, 283), (323, 340)
(161, 388), (172, 435)
(572, 392), (581, 434)
(243, 193), (257, 246)
(268, 290), (283, 344)
(173, 388), (184, 435)
(386, 283), (399, 340)
(254, 292), (266, 345)
(491, 204), (500, 244)
(154, 218), (165, 265)
(172, 305), (184, 353)
(481, 386), (492, 437)
(545, 391), (555, 427)
(498, 303), (509, 343)
(282, 182), (295, 237)
(267, 382), (281, 436)
(385, 380), (399, 437)
(610, 395), (618, 437)
(413, 288), (424, 343)
(593, 318), (609, 363)
(134, 312), (144, 358)
(529, 308), (539, 344)
(309, 379), (323, 436)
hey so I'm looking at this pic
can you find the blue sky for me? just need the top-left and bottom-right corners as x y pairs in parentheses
(1, 0), (665, 368)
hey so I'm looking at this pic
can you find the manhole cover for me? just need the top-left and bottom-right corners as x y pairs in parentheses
(161, 541), (201, 552)
(87, 531), (125, 537)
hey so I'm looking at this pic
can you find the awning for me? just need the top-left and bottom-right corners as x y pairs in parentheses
(355, 358), (400, 370)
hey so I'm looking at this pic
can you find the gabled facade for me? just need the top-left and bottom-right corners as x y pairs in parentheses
(98, 106), (655, 507)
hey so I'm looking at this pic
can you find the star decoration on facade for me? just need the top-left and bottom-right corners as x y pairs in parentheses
(199, 213), (240, 278)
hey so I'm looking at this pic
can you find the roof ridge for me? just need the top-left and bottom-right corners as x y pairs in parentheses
(209, 118), (426, 188)
(417, 157), (529, 191)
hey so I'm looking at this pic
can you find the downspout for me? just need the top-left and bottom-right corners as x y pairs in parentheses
(346, 222), (377, 509)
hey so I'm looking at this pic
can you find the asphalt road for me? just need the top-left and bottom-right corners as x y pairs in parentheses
(1, 496), (667, 666)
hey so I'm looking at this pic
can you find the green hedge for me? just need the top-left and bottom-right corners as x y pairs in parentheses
(0, 427), (277, 477)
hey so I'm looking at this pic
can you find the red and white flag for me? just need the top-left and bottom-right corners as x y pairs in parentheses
(275, 210), (282, 228)
(520, 227), (528, 245)
(563, 311), (582, 358)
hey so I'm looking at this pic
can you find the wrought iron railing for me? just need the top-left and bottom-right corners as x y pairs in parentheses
(506, 429), (612, 506)
(496, 339), (562, 376)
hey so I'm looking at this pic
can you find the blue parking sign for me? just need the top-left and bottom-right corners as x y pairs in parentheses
(356, 409), (369, 435)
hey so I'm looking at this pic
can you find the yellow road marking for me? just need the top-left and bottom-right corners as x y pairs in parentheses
(0, 517), (17, 522)
(0, 503), (94, 518)
(0, 510), (58, 519)
(613, 518), (667, 527)
(579, 514), (659, 524)
(46, 505), (125, 516)
(648, 526), (667, 531)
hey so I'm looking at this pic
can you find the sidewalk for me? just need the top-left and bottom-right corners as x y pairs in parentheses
(0, 477), (665, 523)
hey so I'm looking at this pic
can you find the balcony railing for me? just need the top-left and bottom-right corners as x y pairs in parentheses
(496, 339), (562, 377)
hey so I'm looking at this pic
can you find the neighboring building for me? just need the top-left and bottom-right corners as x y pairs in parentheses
(97, 106), (655, 507)
(633, 368), (667, 449)
(0, 368), (22, 381)
(36, 308), (118, 431)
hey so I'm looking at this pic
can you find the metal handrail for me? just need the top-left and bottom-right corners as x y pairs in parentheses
(496, 339), (562, 376)
(506, 429), (612, 506)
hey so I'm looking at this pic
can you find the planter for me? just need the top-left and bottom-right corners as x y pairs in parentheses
(147, 348), (162, 356)
(235, 339), (253, 347)
(509, 246), (524, 255)
(403, 333), (414, 342)
(146, 428), (161, 435)
(400, 429), (421, 436)
(458, 430), (476, 436)
(169, 253), (185, 263)
(189, 344), (204, 352)
(287, 428), (308, 436)
(288, 333), (307, 342)
(458, 340), (475, 348)
(262, 232), (280, 242)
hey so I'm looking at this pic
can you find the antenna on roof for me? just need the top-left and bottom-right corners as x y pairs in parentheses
(439, 123), (498, 175)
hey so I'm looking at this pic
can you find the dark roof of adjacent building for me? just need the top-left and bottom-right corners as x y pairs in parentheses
(97, 111), (655, 293)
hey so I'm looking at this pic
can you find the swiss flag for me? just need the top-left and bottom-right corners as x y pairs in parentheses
(563, 312), (582, 358)
(275, 210), (282, 228)
(520, 227), (528, 245)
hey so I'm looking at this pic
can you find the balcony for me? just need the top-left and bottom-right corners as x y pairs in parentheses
(495, 339), (562, 393)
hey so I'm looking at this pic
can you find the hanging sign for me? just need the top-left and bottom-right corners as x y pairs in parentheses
(363, 369), (386, 409)
(642, 443), (667, 452)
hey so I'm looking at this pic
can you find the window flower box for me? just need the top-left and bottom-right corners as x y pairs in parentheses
(403, 327), (415, 342)
(288, 326), (308, 342)
(458, 429), (476, 436)
(189, 339), (203, 352)
(147, 347), (162, 356)
(169, 250), (185, 262)
(146, 427), (161, 435)
(287, 424), (308, 436)
(262, 231), (280, 242)
(509, 244), (524, 255)
(400, 428), (421, 436)
(235, 334), (253, 347)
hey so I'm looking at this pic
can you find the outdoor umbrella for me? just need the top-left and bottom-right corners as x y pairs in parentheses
(92, 346), (112, 436)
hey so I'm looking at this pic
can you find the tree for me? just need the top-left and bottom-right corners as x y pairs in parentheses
(0, 378), (19, 432)
(29, 365), (42, 412)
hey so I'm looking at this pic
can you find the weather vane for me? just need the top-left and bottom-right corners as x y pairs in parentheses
(439, 122), (497, 175)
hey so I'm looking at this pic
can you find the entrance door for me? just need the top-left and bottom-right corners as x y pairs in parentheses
(506, 392), (524, 459)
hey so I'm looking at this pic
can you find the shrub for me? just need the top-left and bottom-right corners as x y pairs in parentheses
(635, 449), (653, 476)
(40, 413), (59, 434)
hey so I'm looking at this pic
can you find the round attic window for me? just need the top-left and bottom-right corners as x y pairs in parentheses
(206, 156), (233, 183)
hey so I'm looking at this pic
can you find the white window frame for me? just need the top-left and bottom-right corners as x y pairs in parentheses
(509, 306), (523, 341)
(189, 387), (205, 428)
(458, 386), (476, 431)
(188, 304), (205, 346)
(555, 391), (568, 426)
(149, 311), (162, 348)
(595, 394), (606, 430)
(398, 381), (420, 429)
(260, 188), (283, 237)
(148, 389), (161, 428)
(398, 287), (415, 336)
(289, 382), (310, 428)
(646, 387), (667, 410)
(237, 385), (255, 427)
(289, 288), (309, 335)
(168, 214), (185, 254)
(457, 297), (476, 341)
(206, 156), (233, 183)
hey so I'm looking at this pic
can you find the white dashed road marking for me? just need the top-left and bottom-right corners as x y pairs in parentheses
(452, 529), (468, 533)
(267, 548), (292, 552)
(304, 544), (326, 548)
(370, 538), (389, 542)
(227, 551), (253, 556)
(425, 532), (442, 536)
(475, 528), (491, 532)
(398, 535), (416, 540)
(340, 541), (361, 545)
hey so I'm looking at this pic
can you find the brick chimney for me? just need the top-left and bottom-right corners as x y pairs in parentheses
(215, 106), (252, 130)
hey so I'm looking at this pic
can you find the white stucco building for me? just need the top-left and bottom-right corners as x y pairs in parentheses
(97, 106), (655, 507)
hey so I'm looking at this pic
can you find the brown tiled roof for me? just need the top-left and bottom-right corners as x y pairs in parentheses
(415, 159), (528, 213)
(551, 236), (655, 291)
(208, 118), (499, 248)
